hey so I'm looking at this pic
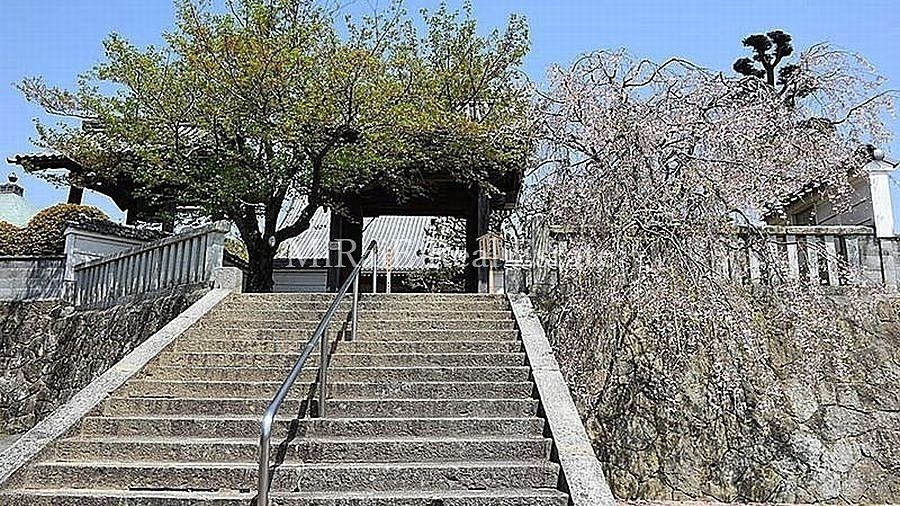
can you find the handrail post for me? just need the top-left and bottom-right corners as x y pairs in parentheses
(257, 412), (273, 506)
(371, 244), (378, 294)
(351, 274), (360, 342)
(319, 333), (328, 418)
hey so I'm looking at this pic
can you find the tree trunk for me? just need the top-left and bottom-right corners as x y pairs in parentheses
(232, 199), (319, 293)
(765, 66), (775, 87)
(245, 241), (276, 293)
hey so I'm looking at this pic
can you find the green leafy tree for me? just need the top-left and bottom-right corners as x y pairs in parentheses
(19, 0), (532, 291)
(0, 204), (109, 255)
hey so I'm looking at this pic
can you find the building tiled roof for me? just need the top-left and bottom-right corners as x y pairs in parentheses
(763, 152), (898, 219)
(8, 151), (70, 166)
(364, 215), (434, 271)
(65, 219), (167, 242)
(8, 123), (209, 170)
(276, 207), (436, 272)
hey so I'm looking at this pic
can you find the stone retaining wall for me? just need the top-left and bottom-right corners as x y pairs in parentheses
(538, 295), (900, 504)
(0, 287), (208, 434)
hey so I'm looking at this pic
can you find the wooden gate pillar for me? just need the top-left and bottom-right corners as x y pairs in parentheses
(465, 188), (491, 293)
(327, 202), (363, 292)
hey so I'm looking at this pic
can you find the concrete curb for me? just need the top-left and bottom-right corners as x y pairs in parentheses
(509, 293), (617, 506)
(0, 289), (232, 485)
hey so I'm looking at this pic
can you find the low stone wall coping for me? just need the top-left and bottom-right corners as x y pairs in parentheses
(509, 293), (617, 506)
(0, 288), (232, 485)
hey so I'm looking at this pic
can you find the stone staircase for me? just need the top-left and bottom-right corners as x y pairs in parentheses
(1, 293), (569, 505)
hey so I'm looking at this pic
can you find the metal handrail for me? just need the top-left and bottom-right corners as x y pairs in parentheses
(257, 240), (378, 506)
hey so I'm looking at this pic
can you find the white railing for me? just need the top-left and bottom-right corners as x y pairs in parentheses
(74, 222), (229, 307)
(722, 225), (892, 288)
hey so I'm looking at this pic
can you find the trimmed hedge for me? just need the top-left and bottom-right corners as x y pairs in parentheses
(0, 221), (20, 255)
(1, 204), (109, 256)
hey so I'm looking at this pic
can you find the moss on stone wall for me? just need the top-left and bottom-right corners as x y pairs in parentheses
(0, 287), (207, 434)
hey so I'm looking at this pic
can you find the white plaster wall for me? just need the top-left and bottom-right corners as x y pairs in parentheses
(272, 268), (328, 293)
(62, 229), (146, 283)
(0, 257), (65, 301)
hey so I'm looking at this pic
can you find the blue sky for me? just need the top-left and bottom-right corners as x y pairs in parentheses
(1, 0), (898, 220)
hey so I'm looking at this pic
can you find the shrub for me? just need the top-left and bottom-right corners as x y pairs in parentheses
(21, 204), (109, 255)
(0, 221), (22, 255)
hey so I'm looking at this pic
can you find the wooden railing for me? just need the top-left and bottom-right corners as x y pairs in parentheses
(722, 225), (892, 288)
(74, 222), (229, 307)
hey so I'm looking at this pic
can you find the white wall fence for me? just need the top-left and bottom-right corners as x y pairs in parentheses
(724, 225), (897, 289)
(0, 257), (66, 301)
(74, 222), (229, 307)
(63, 226), (148, 290)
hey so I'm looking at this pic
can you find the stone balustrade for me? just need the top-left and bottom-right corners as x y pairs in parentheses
(74, 222), (228, 307)
(523, 222), (900, 293)
(724, 225), (900, 289)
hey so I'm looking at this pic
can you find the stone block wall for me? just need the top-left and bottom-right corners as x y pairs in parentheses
(538, 294), (900, 504)
(0, 287), (208, 434)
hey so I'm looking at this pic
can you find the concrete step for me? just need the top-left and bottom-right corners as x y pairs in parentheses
(83, 415), (545, 439)
(138, 365), (532, 383)
(181, 329), (521, 341)
(213, 299), (511, 311)
(214, 299), (510, 311)
(153, 352), (528, 368)
(101, 397), (539, 418)
(1, 293), (568, 505)
(321, 399), (539, 418)
(122, 380), (535, 399)
(362, 294), (507, 302)
(193, 319), (517, 331)
(52, 435), (551, 463)
(230, 293), (506, 302)
(23, 460), (560, 492)
(1, 488), (569, 505)
(209, 309), (514, 321)
(173, 339), (523, 354)
(78, 416), (547, 439)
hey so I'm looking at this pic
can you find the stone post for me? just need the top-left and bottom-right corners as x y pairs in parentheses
(212, 266), (244, 292)
(204, 221), (230, 277)
(477, 232), (505, 294)
(865, 149), (896, 239)
(879, 239), (900, 293)
(489, 259), (506, 294)
(865, 149), (900, 290)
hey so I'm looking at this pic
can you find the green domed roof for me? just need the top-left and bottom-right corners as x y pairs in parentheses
(0, 172), (38, 227)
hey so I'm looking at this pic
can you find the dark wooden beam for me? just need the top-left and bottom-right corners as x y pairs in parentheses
(352, 177), (517, 218)
(327, 202), (363, 292)
(66, 186), (85, 205)
(465, 188), (490, 293)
